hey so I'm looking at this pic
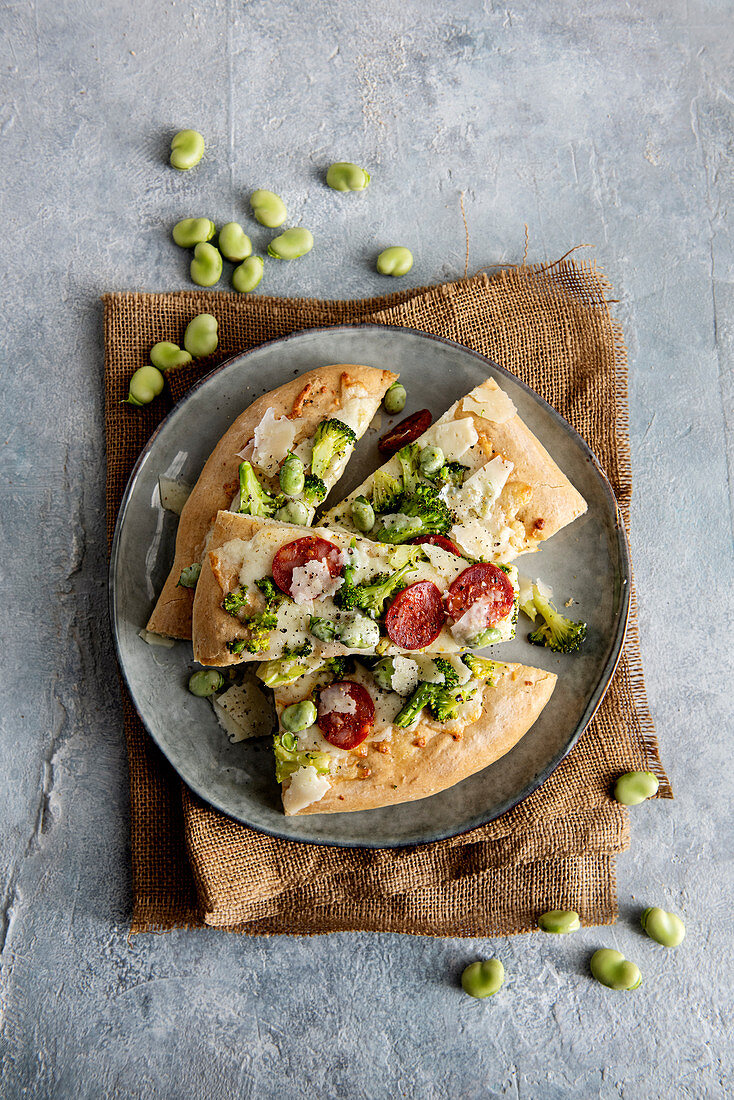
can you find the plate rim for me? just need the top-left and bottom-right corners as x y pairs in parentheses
(109, 322), (631, 849)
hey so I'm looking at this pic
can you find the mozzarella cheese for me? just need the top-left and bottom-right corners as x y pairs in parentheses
(212, 676), (275, 743)
(390, 656), (421, 696)
(319, 683), (357, 715)
(421, 416), (478, 461)
(283, 765), (331, 813)
(289, 559), (344, 605)
(250, 409), (301, 476)
(462, 379), (517, 423)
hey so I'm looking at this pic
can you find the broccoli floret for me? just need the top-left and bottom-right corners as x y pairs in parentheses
(433, 461), (468, 488)
(222, 586), (249, 616)
(273, 734), (331, 784)
(310, 418), (357, 480)
(325, 655), (352, 680)
(309, 615), (339, 642)
(371, 469), (403, 513)
(284, 641), (313, 658)
(461, 654), (500, 685)
(337, 560), (416, 619)
(302, 473), (327, 506)
(228, 610), (279, 655)
(237, 461), (282, 517)
(428, 683), (477, 722)
(396, 443), (422, 495)
(394, 682), (440, 728)
(376, 484), (454, 544)
(431, 657), (460, 689)
(255, 576), (287, 609)
(527, 585), (587, 653)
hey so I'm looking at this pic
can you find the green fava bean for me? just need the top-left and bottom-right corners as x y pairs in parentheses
(268, 228), (314, 260)
(351, 495), (375, 533)
(170, 129), (205, 171)
(590, 948), (641, 991)
(539, 909), (581, 934)
(613, 770), (659, 805)
(188, 669), (224, 697)
(281, 699), (317, 733)
(177, 563), (201, 588)
(218, 222), (252, 262)
(190, 242), (222, 287)
(279, 453), (306, 497)
(419, 444), (445, 477)
(232, 256), (264, 293)
(250, 189), (287, 228)
(338, 613), (380, 649)
(461, 958), (505, 999)
(150, 342), (193, 371)
(184, 313), (218, 357)
(172, 218), (216, 248)
(377, 246), (413, 276)
(641, 907), (686, 947)
(384, 382), (406, 414)
(276, 500), (309, 526)
(124, 365), (165, 406)
(326, 162), (371, 192)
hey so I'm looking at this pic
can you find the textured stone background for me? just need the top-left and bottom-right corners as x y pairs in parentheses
(1, 1), (732, 1097)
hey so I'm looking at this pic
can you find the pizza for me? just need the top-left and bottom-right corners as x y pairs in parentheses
(142, 364), (589, 817)
(147, 363), (396, 640)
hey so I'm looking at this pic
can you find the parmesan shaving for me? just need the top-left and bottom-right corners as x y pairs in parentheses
(213, 676), (275, 743)
(462, 379), (517, 423)
(289, 559), (344, 605)
(390, 656), (421, 696)
(283, 765), (331, 814)
(158, 476), (192, 516)
(319, 683), (358, 715)
(449, 597), (495, 645)
(421, 417), (478, 461)
(138, 628), (176, 648)
(250, 409), (300, 476)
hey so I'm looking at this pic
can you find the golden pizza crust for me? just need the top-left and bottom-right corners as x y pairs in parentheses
(146, 363), (396, 640)
(290, 663), (557, 814)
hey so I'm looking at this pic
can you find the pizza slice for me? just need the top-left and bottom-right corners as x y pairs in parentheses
(147, 363), (397, 640)
(191, 512), (521, 665)
(258, 653), (556, 815)
(321, 375), (587, 562)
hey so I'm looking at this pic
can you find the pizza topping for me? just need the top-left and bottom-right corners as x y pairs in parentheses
(250, 408), (302, 476)
(282, 765), (331, 814)
(389, 656), (421, 696)
(384, 580), (446, 650)
(411, 533), (463, 556)
(457, 456), (514, 520)
(272, 536), (342, 599)
(378, 409), (433, 455)
(446, 563), (515, 633)
(317, 681), (375, 749)
(420, 416), (478, 461)
(461, 380), (517, 424)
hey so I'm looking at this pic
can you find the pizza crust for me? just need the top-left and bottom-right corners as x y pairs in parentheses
(146, 363), (396, 641)
(287, 663), (557, 815)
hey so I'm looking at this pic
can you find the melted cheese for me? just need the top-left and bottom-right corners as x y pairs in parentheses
(462, 379), (517, 423)
(251, 409), (300, 476)
(390, 656), (421, 696)
(283, 765), (331, 813)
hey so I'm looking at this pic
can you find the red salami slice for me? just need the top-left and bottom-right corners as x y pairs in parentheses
(377, 409), (432, 455)
(445, 563), (514, 626)
(272, 535), (342, 597)
(411, 534), (463, 557)
(317, 681), (375, 750)
(384, 581), (446, 650)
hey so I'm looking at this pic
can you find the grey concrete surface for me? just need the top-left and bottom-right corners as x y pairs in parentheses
(1, 1), (732, 1097)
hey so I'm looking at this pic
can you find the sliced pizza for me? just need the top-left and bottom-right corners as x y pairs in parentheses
(147, 363), (397, 640)
(259, 653), (556, 815)
(191, 511), (521, 666)
(321, 375), (587, 562)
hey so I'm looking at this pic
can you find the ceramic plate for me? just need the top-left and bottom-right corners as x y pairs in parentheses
(110, 325), (629, 848)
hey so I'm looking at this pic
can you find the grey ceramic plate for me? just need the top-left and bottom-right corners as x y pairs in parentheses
(110, 324), (630, 848)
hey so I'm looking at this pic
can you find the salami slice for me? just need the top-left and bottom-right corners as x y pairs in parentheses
(384, 580), (446, 650)
(272, 535), (342, 597)
(445, 563), (515, 625)
(377, 409), (432, 455)
(317, 681), (375, 750)
(411, 534), (463, 557)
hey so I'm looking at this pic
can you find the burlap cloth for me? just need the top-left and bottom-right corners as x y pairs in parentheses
(104, 259), (670, 935)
